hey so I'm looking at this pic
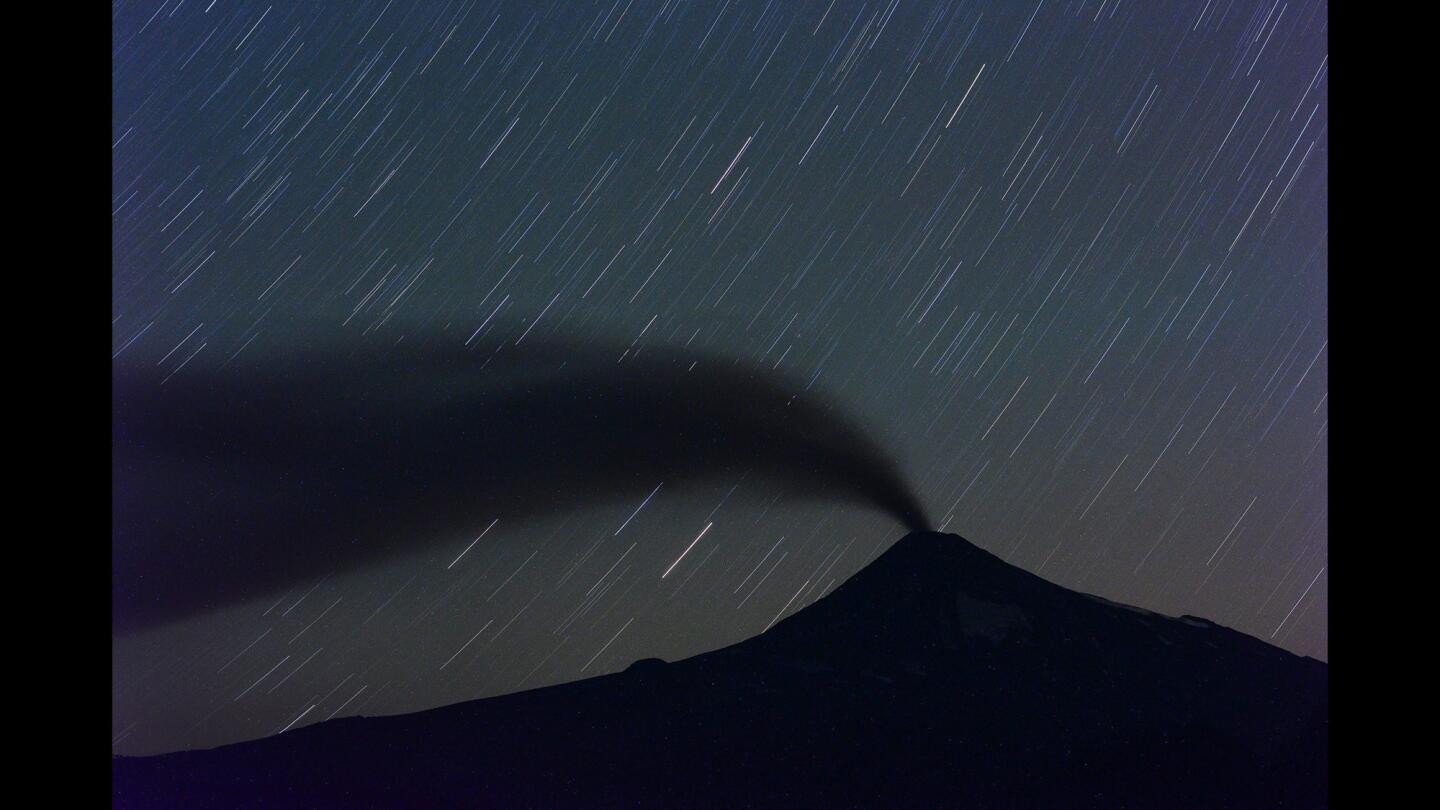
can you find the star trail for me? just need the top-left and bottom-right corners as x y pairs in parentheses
(112, 0), (1327, 755)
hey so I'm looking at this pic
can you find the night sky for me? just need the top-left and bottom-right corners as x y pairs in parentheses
(112, 0), (1327, 755)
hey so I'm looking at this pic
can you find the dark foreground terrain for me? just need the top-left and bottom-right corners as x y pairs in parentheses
(113, 531), (1327, 808)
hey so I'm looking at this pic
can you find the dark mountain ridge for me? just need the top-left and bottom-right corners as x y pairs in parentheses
(113, 531), (1327, 808)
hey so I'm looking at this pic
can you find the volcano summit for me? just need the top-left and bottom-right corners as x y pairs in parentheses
(113, 531), (1327, 808)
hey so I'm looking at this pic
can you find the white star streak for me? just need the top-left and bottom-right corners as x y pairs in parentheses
(662, 522), (713, 579)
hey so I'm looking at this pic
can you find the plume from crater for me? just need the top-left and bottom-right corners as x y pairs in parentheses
(112, 332), (931, 633)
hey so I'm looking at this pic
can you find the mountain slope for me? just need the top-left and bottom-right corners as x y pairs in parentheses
(112, 532), (1327, 809)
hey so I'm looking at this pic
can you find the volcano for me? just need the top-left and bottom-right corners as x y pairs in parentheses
(112, 531), (1327, 808)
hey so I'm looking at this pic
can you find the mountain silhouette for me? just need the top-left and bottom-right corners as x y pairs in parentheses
(112, 531), (1327, 809)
